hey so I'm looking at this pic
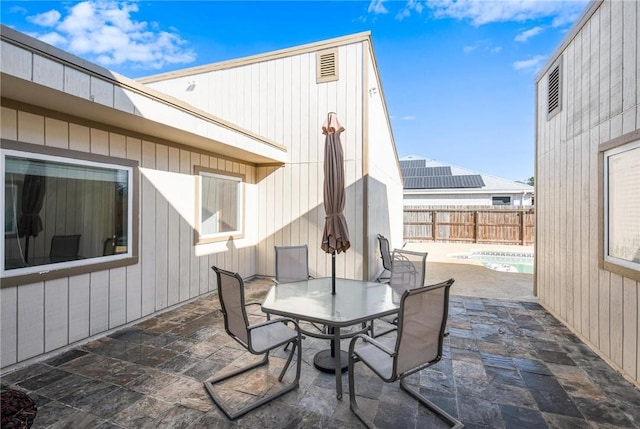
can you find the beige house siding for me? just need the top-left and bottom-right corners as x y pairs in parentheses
(142, 34), (402, 280)
(0, 27), (402, 369)
(0, 104), (258, 367)
(535, 0), (639, 385)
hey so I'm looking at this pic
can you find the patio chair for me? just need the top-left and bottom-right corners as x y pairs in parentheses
(205, 266), (302, 420)
(274, 245), (312, 283)
(50, 234), (81, 261)
(274, 245), (324, 334)
(371, 249), (428, 338)
(376, 234), (393, 282)
(348, 278), (462, 429)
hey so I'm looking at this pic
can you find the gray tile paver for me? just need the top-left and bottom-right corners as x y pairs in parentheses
(2, 276), (640, 429)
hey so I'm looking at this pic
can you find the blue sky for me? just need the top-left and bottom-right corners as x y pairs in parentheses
(1, 0), (589, 181)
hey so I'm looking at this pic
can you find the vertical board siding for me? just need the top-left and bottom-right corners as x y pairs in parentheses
(44, 277), (68, 352)
(143, 42), (370, 280)
(536, 0), (640, 385)
(1, 104), (257, 368)
(0, 287), (17, 367)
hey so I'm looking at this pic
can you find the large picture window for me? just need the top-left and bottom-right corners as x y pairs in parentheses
(1, 146), (136, 282)
(601, 134), (640, 280)
(197, 168), (244, 243)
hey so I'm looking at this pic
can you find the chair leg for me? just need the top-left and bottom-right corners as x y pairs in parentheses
(204, 337), (301, 420)
(348, 350), (374, 429)
(278, 338), (298, 382)
(400, 378), (464, 429)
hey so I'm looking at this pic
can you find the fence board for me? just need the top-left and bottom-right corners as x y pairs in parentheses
(404, 206), (534, 245)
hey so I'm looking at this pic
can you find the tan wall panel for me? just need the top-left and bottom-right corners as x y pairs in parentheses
(1, 106), (18, 140)
(108, 267), (126, 329)
(17, 282), (44, 361)
(89, 270), (109, 335)
(68, 274), (90, 342)
(44, 277), (68, 352)
(17, 111), (44, 145)
(536, 0), (639, 386)
(0, 287), (17, 366)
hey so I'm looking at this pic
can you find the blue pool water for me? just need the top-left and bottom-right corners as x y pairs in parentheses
(451, 251), (534, 274)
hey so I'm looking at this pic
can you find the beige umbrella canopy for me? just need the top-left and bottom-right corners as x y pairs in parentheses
(321, 112), (350, 295)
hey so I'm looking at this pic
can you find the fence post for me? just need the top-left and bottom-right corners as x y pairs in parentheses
(520, 210), (525, 245)
(432, 210), (437, 241)
(474, 211), (479, 244)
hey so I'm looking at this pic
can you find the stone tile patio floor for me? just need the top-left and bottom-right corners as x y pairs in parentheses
(2, 278), (640, 429)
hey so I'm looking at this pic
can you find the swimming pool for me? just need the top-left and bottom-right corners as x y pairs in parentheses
(450, 250), (534, 274)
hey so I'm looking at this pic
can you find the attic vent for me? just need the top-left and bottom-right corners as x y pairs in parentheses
(317, 48), (339, 83)
(547, 57), (562, 119)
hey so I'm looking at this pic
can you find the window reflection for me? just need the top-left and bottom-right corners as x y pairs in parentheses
(3, 153), (131, 272)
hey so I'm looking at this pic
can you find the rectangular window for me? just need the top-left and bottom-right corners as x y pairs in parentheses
(1, 147), (136, 281)
(492, 196), (511, 206)
(196, 168), (244, 243)
(602, 138), (640, 279)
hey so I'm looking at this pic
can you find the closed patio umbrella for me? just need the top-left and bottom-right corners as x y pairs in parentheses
(321, 112), (350, 295)
(17, 163), (46, 263)
(315, 112), (351, 373)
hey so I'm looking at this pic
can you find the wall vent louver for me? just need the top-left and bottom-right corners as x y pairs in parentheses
(547, 57), (562, 119)
(316, 48), (339, 83)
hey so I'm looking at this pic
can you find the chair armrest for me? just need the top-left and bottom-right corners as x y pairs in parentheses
(248, 317), (300, 332)
(245, 301), (262, 307)
(349, 333), (396, 357)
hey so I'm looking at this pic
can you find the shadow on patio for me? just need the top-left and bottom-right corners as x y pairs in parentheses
(2, 277), (639, 428)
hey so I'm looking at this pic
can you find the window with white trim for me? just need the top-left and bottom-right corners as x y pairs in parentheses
(197, 169), (244, 243)
(603, 139), (640, 276)
(492, 196), (511, 206)
(2, 148), (134, 279)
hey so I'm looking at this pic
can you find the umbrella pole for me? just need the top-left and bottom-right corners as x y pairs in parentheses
(331, 251), (336, 295)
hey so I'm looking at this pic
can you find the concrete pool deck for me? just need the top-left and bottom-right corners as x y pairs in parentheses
(402, 242), (535, 301)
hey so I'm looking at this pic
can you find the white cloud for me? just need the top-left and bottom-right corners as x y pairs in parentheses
(515, 26), (544, 42)
(25, 1), (195, 70)
(39, 32), (67, 47)
(396, 0), (425, 21)
(368, 0), (389, 15)
(513, 54), (546, 71)
(424, 0), (588, 27)
(402, 115), (417, 120)
(463, 39), (502, 55)
(27, 10), (61, 27)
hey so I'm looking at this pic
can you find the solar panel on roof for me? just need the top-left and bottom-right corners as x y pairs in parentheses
(401, 166), (451, 177)
(404, 175), (485, 189)
(399, 159), (425, 169)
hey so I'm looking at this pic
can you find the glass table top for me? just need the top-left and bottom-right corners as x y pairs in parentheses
(261, 277), (399, 327)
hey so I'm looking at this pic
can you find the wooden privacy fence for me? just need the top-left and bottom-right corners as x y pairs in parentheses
(404, 207), (534, 245)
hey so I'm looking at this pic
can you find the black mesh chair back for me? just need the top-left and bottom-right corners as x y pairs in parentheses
(50, 234), (81, 259)
(377, 234), (392, 272)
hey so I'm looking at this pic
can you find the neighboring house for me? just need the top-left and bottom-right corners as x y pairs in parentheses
(400, 155), (533, 207)
(535, 0), (639, 386)
(0, 26), (403, 369)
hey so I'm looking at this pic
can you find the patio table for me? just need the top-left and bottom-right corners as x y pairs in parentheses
(261, 277), (399, 399)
